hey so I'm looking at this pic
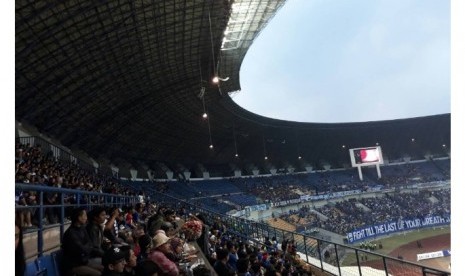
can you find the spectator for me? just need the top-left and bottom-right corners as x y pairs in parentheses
(87, 207), (108, 258)
(104, 207), (126, 246)
(132, 224), (146, 258)
(237, 258), (252, 276)
(213, 248), (235, 276)
(148, 209), (176, 238)
(44, 192), (58, 224)
(192, 264), (212, 276)
(227, 241), (239, 271)
(121, 246), (137, 276)
(137, 234), (153, 262)
(135, 259), (160, 276)
(125, 206), (136, 229)
(147, 232), (179, 276)
(62, 207), (103, 276)
(102, 246), (127, 276)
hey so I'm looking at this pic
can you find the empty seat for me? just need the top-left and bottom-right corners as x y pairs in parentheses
(25, 261), (38, 276)
(51, 250), (64, 276)
(35, 254), (55, 276)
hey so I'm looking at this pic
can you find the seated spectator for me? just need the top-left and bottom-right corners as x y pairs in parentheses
(192, 264), (212, 276)
(44, 192), (58, 224)
(104, 207), (126, 246)
(62, 207), (103, 276)
(213, 248), (235, 276)
(121, 246), (138, 276)
(102, 246), (127, 276)
(131, 224), (146, 258)
(148, 232), (179, 276)
(125, 206), (136, 229)
(227, 241), (238, 271)
(137, 234), (153, 262)
(87, 207), (109, 258)
(135, 259), (160, 276)
(237, 258), (252, 276)
(166, 237), (184, 262)
(147, 208), (176, 237)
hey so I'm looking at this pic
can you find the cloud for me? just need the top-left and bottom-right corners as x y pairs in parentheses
(235, 0), (450, 123)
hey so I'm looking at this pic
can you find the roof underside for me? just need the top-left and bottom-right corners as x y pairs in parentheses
(15, 0), (450, 178)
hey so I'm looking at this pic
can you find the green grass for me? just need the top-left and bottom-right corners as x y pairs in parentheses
(341, 227), (450, 266)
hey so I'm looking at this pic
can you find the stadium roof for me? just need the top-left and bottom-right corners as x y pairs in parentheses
(15, 0), (450, 178)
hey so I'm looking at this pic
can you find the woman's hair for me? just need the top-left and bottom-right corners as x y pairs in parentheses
(15, 220), (25, 276)
(70, 206), (87, 224)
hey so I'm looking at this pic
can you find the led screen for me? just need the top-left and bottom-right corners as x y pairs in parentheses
(350, 146), (383, 167)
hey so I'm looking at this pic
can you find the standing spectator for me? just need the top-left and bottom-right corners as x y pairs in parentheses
(15, 220), (25, 276)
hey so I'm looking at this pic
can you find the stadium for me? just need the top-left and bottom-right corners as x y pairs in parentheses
(15, 0), (451, 276)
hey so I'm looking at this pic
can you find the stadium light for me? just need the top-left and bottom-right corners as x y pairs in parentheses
(212, 76), (230, 83)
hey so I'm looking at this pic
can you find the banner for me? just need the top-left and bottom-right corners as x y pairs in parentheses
(249, 204), (268, 211)
(272, 198), (301, 207)
(417, 250), (451, 261)
(300, 189), (362, 202)
(346, 214), (450, 243)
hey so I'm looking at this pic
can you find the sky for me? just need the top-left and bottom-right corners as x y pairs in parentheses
(233, 0), (451, 123)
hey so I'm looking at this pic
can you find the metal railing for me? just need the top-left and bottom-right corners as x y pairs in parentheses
(16, 183), (136, 258)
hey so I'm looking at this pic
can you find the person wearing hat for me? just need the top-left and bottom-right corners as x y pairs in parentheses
(148, 232), (179, 276)
(102, 246), (127, 276)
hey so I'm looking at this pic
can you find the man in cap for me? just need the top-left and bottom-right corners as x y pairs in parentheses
(102, 246), (127, 276)
(148, 232), (179, 276)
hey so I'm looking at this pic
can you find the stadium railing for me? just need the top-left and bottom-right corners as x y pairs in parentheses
(16, 183), (137, 259)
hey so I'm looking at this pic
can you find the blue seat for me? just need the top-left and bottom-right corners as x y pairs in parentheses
(25, 261), (38, 276)
(35, 254), (55, 276)
(51, 250), (64, 276)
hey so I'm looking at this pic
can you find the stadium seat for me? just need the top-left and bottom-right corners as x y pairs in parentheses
(35, 254), (55, 276)
(51, 250), (64, 276)
(25, 261), (38, 276)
